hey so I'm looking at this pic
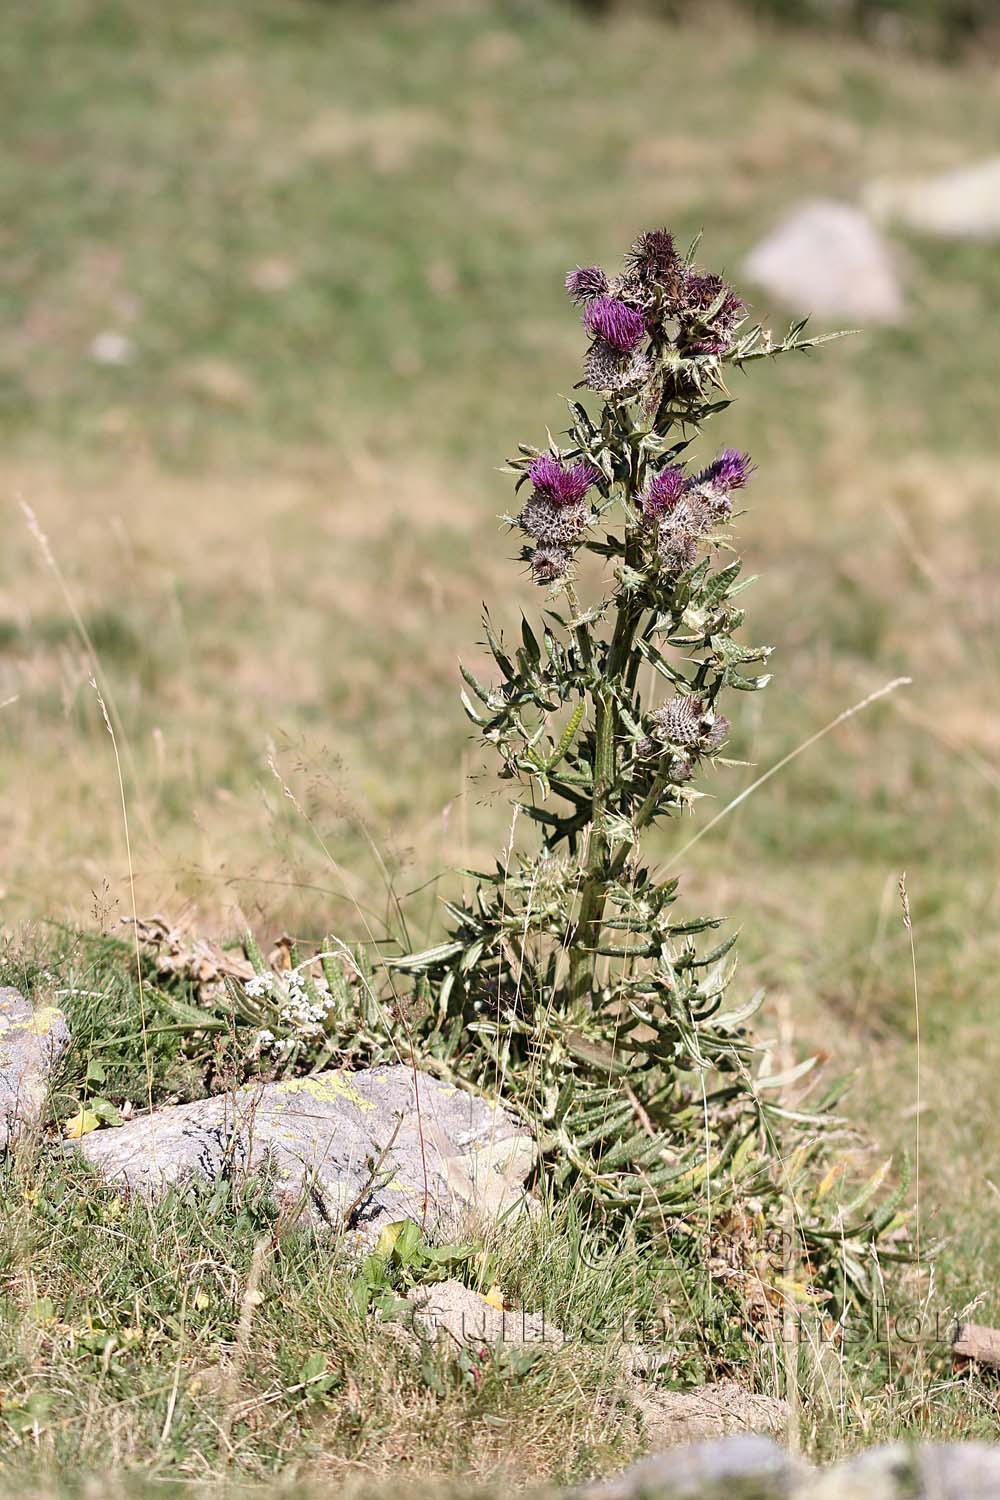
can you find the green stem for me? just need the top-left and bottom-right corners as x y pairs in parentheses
(564, 579), (595, 677)
(568, 529), (645, 1006)
(569, 689), (613, 1005)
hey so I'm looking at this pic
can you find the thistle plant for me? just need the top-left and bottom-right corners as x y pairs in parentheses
(394, 229), (910, 1314)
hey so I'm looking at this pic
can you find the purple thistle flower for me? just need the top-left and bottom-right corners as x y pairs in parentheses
(584, 295), (647, 354)
(697, 448), (754, 495)
(625, 229), (684, 298)
(565, 265), (610, 305)
(527, 455), (599, 507)
(684, 272), (746, 323)
(679, 271), (747, 356)
(640, 464), (687, 520)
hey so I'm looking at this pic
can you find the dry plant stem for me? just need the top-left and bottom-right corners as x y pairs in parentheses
(662, 675), (913, 873)
(92, 677), (153, 1115)
(220, 1235), (271, 1460)
(899, 874), (921, 1271)
(339, 1110), (404, 1230)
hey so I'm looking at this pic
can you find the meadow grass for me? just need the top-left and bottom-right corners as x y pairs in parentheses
(1, 0), (999, 1490)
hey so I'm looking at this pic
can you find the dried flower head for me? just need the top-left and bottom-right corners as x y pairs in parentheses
(655, 517), (699, 573)
(528, 544), (571, 584)
(583, 295), (648, 354)
(668, 751), (695, 782)
(519, 495), (589, 546)
(565, 265), (610, 305)
(640, 464), (687, 520)
(528, 455), (599, 507)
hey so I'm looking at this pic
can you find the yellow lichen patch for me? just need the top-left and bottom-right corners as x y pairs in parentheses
(274, 1072), (375, 1111)
(5, 1006), (66, 1038)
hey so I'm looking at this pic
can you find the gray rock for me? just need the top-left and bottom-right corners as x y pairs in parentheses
(800, 1444), (918, 1500)
(0, 986), (71, 1151)
(866, 159), (1000, 241)
(580, 1436), (1000, 1500)
(75, 1064), (533, 1248)
(628, 1381), (790, 1450)
(742, 201), (904, 324)
(791, 1442), (1000, 1499)
(580, 1433), (803, 1499)
(914, 1443), (1000, 1500)
(407, 1276), (563, 1351)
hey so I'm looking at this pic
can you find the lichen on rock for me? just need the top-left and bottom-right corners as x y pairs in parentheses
(0, 986), (71, 1153)
(73, 1063), (534, 1249)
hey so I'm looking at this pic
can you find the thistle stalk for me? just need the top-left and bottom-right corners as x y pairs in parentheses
(390, 230), (907, 1325)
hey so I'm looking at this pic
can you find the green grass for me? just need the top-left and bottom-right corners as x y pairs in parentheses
(0, 1156), (625, 1491)
(1, 0), (999, 1490)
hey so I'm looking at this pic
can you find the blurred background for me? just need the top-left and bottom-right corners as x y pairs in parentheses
(1, 0), (997, 1258)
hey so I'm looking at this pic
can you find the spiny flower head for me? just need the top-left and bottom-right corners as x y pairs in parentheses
(652, 488), (719, 572)
(624, 228), (685, 302)
(527, 455), (599, 507)
(683, 271), (745, 320)
(528, 544), (570, 584)
(640, 464), (687, 520)
(679, 271), (746, 355)
(698, 448), (754, 494)
(650, 696), (730, 752)
(584, 339), (650, 395)
(651, 695), (705, 747)
(584, 295), (648, 354)
(519, 495), (589, 546)
(565, 265), (610, 305)
(691, 448), (754, 519)
(703, 714), (731, 752)
(656, 524), (698, 573)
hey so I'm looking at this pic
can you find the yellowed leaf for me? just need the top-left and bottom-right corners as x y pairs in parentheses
(64, 1107), (100, 1139)
(374, 1220), (408, 1257)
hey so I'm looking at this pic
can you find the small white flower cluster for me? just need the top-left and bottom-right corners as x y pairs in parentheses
(246, 967), (332, 1058)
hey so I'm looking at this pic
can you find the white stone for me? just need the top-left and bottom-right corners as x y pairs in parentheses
(742, 200), (904, 324)
(89, 330), (134, 365)
(866, 158), (1000, 241)
(407, 1277), (563, 1350)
